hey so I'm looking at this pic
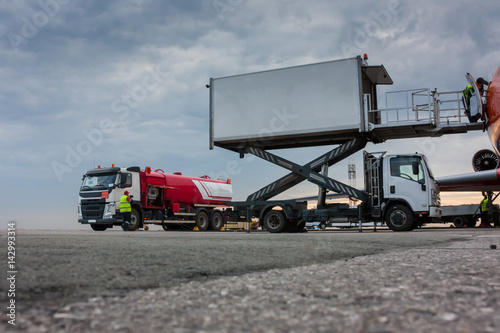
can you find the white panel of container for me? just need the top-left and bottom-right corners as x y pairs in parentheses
(211, 57), (361, 144)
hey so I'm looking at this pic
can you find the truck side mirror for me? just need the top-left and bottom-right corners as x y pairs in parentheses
(412, 161), (419, 175)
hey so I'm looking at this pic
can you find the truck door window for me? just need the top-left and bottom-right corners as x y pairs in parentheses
(390, 157), (425, 184)
(121, 173), (132, 188)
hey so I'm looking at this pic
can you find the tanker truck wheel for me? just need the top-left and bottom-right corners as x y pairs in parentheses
(385, 205), (414, 232)
(210, 211), (224, 231)
(263, 210), (287, 233)
(122, 208), (141, 231)
(195, 211), (209, 231)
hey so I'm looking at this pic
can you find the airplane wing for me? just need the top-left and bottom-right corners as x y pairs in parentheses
(436, 169), (500, 192)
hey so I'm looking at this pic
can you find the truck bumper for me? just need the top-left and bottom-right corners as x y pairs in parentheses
(78, 218), (118, 224)
(429, 206), (442, 218)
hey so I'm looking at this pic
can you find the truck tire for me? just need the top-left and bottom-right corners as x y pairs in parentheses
(452, 216), (466, 228)
(385, 205), (414, 232)
(123, 208), (141, 231)
(196, 211), (209, 231)
(210, 211), (224, 231)
(263, 210), (287, 233)
(90, 224), (108, 231)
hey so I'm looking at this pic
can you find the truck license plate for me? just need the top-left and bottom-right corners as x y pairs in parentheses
(89, 219), (96, 223)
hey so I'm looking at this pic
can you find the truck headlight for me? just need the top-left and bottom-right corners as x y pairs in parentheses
(103, 203), (115, 218)
(78, 205), (82, 219)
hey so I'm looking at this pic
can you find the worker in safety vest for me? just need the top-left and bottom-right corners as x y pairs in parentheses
(480, 192), (491, 227)
(463, 77), (488, 123)
(120, 190), (132, 230)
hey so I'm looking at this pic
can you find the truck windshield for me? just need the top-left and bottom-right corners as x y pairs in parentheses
(390, 157), (425, 184)
(81, 173), (117, 191)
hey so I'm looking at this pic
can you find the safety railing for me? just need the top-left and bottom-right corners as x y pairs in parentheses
(433, 90), (466, 125)
(368, 88), (467, 129)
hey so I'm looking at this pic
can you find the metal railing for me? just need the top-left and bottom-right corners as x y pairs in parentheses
(368, 88), (467, 128)
(433, 90), (466, 125)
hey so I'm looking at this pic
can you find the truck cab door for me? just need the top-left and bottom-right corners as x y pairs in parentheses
(386, 156), (428, 212)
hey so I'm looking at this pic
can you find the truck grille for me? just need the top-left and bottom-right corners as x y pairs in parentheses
(81, 199), (105, 219)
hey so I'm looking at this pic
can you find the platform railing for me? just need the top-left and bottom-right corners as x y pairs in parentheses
(368, 89), (467, 128)
(433, 90), (466, 125)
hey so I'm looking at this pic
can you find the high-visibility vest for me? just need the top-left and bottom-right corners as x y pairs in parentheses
(463, 84), (473, 105)
(120, 194), (131, 212)
(463, 83), (484, 105)
(481, 198), (489, 212)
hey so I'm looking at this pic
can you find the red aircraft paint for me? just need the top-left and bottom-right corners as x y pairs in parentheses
(486, 65), (500, 156)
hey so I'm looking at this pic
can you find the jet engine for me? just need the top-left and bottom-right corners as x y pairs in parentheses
(472, 149), (499, 171)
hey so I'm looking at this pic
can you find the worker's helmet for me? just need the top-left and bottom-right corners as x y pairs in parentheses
(124, 191), (129, 195)
(477, 77), (489, 86)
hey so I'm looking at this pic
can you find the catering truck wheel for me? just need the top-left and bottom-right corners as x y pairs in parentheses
(385, 205), (414, 232)
(210, 210), (224, 231)
(263, 210), (287, 233)
(196, 211), (209, 231)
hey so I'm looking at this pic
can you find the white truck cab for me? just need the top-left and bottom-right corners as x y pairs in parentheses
(366, 152), (441, 231)
(78, 166), (141, 231)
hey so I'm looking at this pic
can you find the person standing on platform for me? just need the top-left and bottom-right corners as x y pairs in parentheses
(463, 77), (488, 123)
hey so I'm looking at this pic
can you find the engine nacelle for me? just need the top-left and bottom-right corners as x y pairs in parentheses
(472, 149), (499, 171)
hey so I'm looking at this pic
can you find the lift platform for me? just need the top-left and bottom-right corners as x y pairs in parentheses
(368, 88), (484, 142)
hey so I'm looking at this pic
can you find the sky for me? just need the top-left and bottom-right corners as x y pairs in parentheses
(1, 0), (499, 230)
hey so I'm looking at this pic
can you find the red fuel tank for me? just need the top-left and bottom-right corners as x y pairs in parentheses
(140, 168), (232, 207)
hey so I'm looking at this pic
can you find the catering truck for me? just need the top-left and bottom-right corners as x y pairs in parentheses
(220, 150), (441, 232)
(209, 55), (444, 232)
(78, 165), (232, 231)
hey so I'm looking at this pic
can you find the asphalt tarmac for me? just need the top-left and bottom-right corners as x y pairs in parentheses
(1, 227), (499, 332)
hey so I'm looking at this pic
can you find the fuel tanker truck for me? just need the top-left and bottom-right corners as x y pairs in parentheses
(78, 165), (232, 231)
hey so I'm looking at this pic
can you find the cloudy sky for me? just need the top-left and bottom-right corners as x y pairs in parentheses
(1, 0), (499, 229)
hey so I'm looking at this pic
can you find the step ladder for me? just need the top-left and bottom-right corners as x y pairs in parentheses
(364, 151), (385, 217)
